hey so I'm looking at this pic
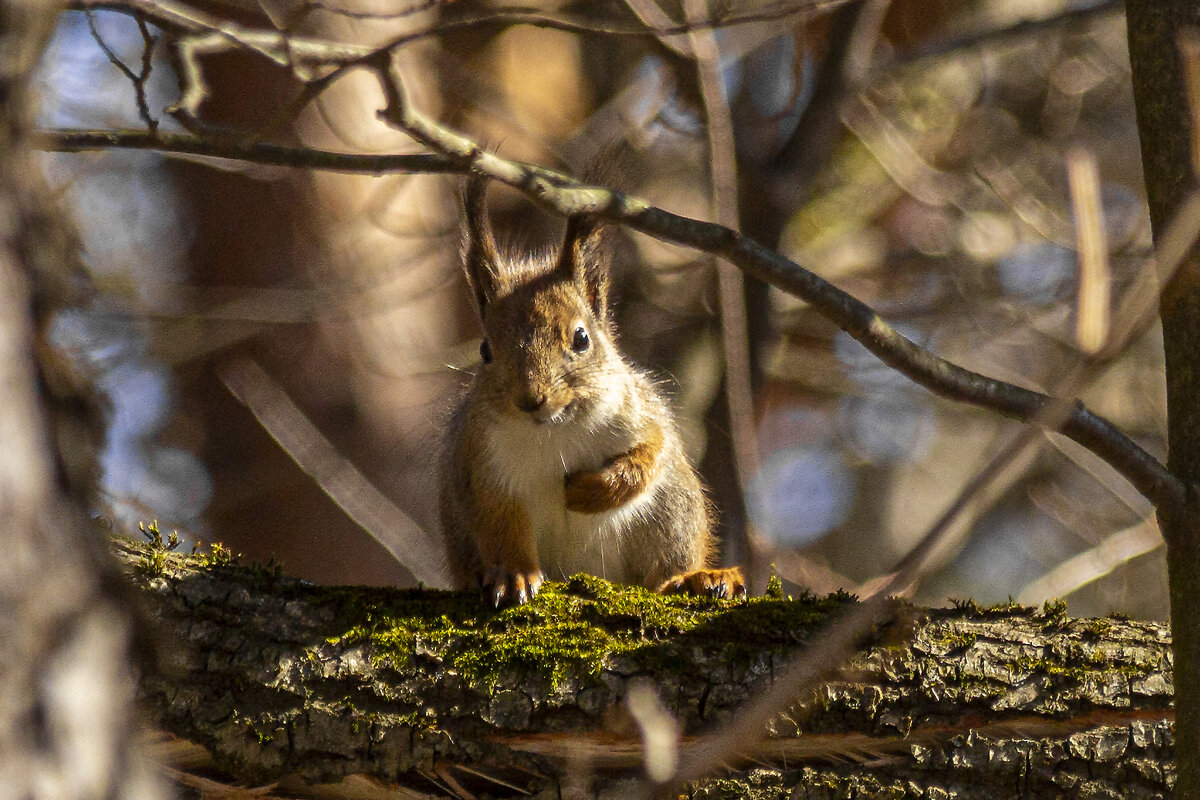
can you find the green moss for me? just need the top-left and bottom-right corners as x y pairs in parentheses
(201, 541), (238, 568)
(135, 520), (181, 576)
(1081, 618), (1113, 640)
(1002, 642), (1153, 681)
(928, 627), (977, 652)
(1038, 598), (1069, 627)
(328, 573), (853, 690)
(949, 597), (1035, 619)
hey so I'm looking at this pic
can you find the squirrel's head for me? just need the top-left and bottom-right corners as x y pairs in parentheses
(462, 175), (620, 426)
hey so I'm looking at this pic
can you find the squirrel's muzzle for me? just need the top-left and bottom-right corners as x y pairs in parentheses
(515, 391), (546, 413)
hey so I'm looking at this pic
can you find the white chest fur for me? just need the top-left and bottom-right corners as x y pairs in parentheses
(483, 409), (659, 584)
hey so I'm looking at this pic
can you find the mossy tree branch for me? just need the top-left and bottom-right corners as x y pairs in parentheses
(126, 536), (1175, 798)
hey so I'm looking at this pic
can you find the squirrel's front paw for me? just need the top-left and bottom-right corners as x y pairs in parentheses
(565, 439), (659, 513)
(564, 469), (621, 513)
(657, 567), (747, 600)
(483, 567), (545, 609)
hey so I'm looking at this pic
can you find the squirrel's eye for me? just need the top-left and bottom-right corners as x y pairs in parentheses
(480, 339), (492, 364)
(571, 326), (590, 353)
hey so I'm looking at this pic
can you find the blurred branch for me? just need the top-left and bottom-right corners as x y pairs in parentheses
(1017, 516), (1163, 604)
(1067, 147), (1111, 354)
(624, 0), (692, 56)
(888, 0), (1123, 68)
(219, 356), (449, 588)
(0, 0), (166, 796)
(685, 0), (761, 573)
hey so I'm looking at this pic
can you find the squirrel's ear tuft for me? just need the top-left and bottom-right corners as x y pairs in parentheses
(462, 174), (503, 315)
(557, 215), (609, 319)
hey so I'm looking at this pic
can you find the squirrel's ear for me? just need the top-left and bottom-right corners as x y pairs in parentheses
(462, 174), (503, 315)
(557, 215), (609, 319)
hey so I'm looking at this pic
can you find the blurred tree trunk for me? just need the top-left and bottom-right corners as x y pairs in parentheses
(1125, 3), (1200, 797)
(0, 1), (163, 798)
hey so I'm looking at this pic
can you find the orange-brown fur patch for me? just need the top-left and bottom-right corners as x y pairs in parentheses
(564, 424), (665, 514)
(657, 567), (746, 599)
(472, 474), (540, 576)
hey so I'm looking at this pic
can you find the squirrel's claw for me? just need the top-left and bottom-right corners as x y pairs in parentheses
(657, 567), (747, 600)
(483, 568), (545, 609)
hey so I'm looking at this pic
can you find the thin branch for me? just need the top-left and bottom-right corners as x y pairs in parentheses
(74, 0), (854, 108)
(369, 57), (1190, 517)
(33, 128), (457, 172)
(85, 9), (159, 132)
(78, 0), (856, 44)
(135, 14), (160, 132)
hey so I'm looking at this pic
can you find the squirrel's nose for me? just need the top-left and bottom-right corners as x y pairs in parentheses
(515, 392), (546, 413)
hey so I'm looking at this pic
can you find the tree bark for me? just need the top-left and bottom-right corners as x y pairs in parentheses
(1125, 3), (1200, 797)
(124, 537), (1174, 799)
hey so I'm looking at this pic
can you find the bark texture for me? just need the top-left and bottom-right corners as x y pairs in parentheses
(123, 538), (1174, 799)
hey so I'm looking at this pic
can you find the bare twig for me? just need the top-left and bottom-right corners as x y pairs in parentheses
(85, 9), (159, 132)
(135, 15), (160, 132)
(34, 128), (457, 172)
(77, 0), (848, 50)
(218, 356), (448, 588)
(1017, 516), (1162, 604)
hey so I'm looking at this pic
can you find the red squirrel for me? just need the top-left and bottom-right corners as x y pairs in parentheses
(440, 175), (745, 608)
